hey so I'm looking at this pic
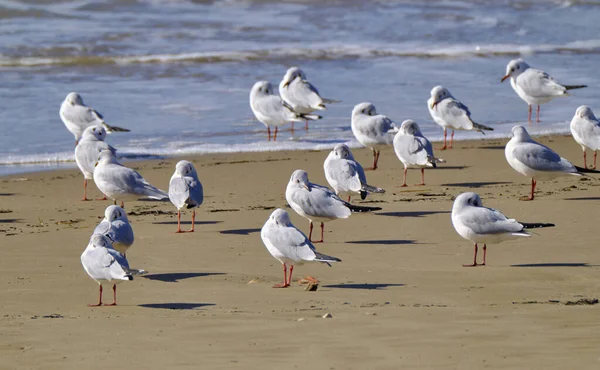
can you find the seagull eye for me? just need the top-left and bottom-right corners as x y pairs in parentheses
(296, 179), (300, 183)
(511, 68), (515, 72)
(516, 65), (520, 70)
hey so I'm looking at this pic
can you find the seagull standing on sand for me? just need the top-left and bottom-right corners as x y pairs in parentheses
(452, 192), (554, 267)
(60, 92), (129, 145)
(261, 208), (341, 288)
(570, 106), (600, 169)
(94, 150), (169, 207)
(393, 120), (444, 187)
(505, 125), (583, 200)
(428, 85), (493, 150)
(351, 102), (398, 170)
(75, 126), (116, 201)
(285, 169), (380, 243)
(81, 234), (133, 306)
(168, 160), (204, 233)
(249, 81), (320, 141)
(323, 144), (385, 202)
(501, 59), (587, 123)
(94, 205), (134, 256)
(279, 67), (339, 130)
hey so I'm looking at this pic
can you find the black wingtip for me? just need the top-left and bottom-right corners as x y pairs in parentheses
(127, 275), (133, 281)
(360, 191), (367, 200)
(346, 203), (382, 213)
(574, 166), (600, 174)
(521, 222), (555, 229)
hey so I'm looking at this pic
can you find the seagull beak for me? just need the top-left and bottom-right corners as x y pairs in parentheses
(430, 101), (438, 109)
(283, 81), (290, 88)
(501, 74), (510, 83)
(303, 184), (309, 191)
(95, 161), (98, 167)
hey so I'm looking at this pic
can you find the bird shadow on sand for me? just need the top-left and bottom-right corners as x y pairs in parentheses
(219, 228), (261, 235)
(478, 145), (505, 150)
(152, 220), (222, 226)
(435, 166), (469, 170)
(376, 211), (449, 218)
(0, 218), (21, 223)
(511, 263), (596, 268)
(138, 303), (215, 310)
(0, 193), (15, 196)
(440, 181), (512, 188)
(323, 283), (405, 290)
(564, 197), (600, 201)
(141, 272), (226, 282)
(345, 239), (416, 245)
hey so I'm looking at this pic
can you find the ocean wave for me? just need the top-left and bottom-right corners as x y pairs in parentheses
(2, 40), (600, 68)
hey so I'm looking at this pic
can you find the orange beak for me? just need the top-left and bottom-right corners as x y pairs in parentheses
(500, 75), (510, 83)
(430, 101), (438, 109)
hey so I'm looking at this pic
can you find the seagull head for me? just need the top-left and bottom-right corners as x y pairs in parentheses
(104, 205), (128, 223)
(400, 119), (421, 135)
(81, 125), (106, 142)
(65, 92), (83, 106)
(453, 192), (483, 212)
(250, 81), (273, 99)
(429, 85), (451, 109)
(96, 149), (117, 167)
(89, 233), (113, 249)
(175, 160), (197, 177)
(269, 208), (292, 226)
(289, 169), (310, 191)
(510, 125), (532, 142)
(332, 144), (353, 160)
(574, 105), (596, 121)
(501, 58), (529, 82)
(352, 102), (377, 117)
(281, 67), (306, 88)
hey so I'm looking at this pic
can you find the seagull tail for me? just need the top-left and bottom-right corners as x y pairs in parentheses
(102, 122), (130, 133)
(344, 203), (382, 213)
(564, 84), (587, 91)
(521, 222), (555, 229)
(299, 113), (322, 121)
(322, 98), (341, 104)
(473, 122), (494, 133)
(574, 166), (600, 175)
(126, 268), (148, 276)
(314, 251), (342, 267)
(142, 186), (170, 201)
(361, 184), (386, 195)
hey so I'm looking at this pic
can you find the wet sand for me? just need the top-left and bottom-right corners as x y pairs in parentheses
(1, 134), (600, 369)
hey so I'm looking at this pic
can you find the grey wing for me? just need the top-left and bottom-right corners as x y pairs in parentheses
(169, 177), (190, 209)
(304, 186), (351, 218)
(461, 207), (524, 235)
(266, 225), (316, 261)
(255, 94), (289, 120)
(111, 220), (134, 246)
(442, 100), (475, 130)
(521, 69), (566, 97)
(85, 246), (129, 280)
(512, 142), (576, 173)
(290, 80), (323, 107)
(186, 176), (204, 207)
(62, 104), (102, 127)
(328, 160), (363, 192)
(395, 135), (428, 166)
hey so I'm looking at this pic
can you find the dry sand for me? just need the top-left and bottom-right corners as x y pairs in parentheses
(1, 134), (600, 369)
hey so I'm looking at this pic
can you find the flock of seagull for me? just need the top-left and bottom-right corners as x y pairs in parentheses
(57, 57), (600, 304)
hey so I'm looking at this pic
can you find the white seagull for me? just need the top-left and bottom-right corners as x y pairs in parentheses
(323, 144), (385, 202)
(75, 125), (116, 201)
(428, 85), (493, 150)
(60, 92), (129, 145)
(261, 208), (341, 288)
(505, 125), (583, 200)
(285, 169), (380, 243)
(351, 102), (398, 170)
(393, 120), (444, 187)
(94, 150), (169, 207)
(93, 205), (134, 256)
(501, 59), (587, 123)
(168, 160), (204, 233)
(570, 106), (600, 169)
(452, 192), (554, 267)
(249, 81), (320, 141)
(81, 234), (133, 306)
(279, 67), (339, 130)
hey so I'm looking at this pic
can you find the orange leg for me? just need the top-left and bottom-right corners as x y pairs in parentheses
(104, 284), (117, 306)
(449, 130), (454, 149)
(273, 263), (290, 288)
(528, 105), (532, 123)
(594, 151), (597, 170)
(82, 179), (90, 201)
(439, 128), (448, 150)
(175, 210), (183, 233)
(419, 168), (425, 186)
(482, 245), (487, 266)
(88, 285), (103, 307)
(463, 243), (480, 267)
(189, 209), (195, 232)
(308, 221), (313, 241)
(584, 151), (587, 169)
(401, 168), (408, 187)
(528, 178), (537, 201)
(267, 127), (271, 141)
(536, 105), (540, 123)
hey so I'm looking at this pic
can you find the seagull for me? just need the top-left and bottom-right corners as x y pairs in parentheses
(351, 102), (398, 170)
(393, 120), (445, 187)
(570, 106), (600, 169)
(75, 126), (116, 201)
(94, 150), (169, 207)
(279, 67), (339, 130)
(452, 192), (554, 267)
(81, 234), (133, 306)
(285, 169), (380, 243)
(168, 160), (204, 233)
(428, 85), (493, 150)
(501, 59), (587, 123)
(60, 92), (129, 145)
(93, 205), (134, 256)
(249, 81), (320, 141)
(261, 208), (341, 288)
(323, 144), (385, 202)
(505, 125), (584, 200)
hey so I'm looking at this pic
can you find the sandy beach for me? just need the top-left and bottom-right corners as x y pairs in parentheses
(2, 134), (600, 370)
